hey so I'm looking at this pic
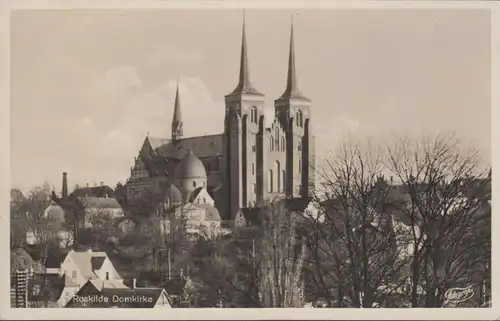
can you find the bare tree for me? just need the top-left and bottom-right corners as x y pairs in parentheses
(257, 201), (307, 307)
(386, 133), (491, 307)
(301, 138), (408, 308)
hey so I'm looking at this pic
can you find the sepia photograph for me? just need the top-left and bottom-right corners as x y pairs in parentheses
(3, 0), (495, 318)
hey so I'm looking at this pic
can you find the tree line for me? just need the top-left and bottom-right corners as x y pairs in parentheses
(10, 133), (491, 308)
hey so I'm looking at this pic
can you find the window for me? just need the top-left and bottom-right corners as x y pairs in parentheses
(203, 197), (206, 203)
(252, 163), (255, 175)
(299, 159), (302, 174)
(270, 136), (274, 151)
(72, 270), (77, 279)
(193, 181), (197, 188)
(253, 183), (257, 194)
(298, 142), (302, 152)
(268, 170), (273, 192)
(276, 161), (281, 192)
(252, 141), (256, 152)
(296, 110), (304, 128)
(282, 170), (286, 193)
(281, 137), (285, 151)
(250, 107), (258, 123)
(106, 272), (109, 280)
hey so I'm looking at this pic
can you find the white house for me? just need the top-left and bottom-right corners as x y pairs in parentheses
(57, 249), (127, 307)
(77, 197), (124, 228)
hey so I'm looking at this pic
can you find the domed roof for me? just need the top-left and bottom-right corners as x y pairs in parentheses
(174, 149), (207, 179)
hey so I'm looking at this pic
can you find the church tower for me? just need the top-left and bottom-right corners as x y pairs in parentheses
(171, 79), (183, 141)
(275, 18), (314, 199)
(224, 15), (265, 219)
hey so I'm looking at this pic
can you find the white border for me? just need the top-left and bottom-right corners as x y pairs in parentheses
(0, 0), (498, 320)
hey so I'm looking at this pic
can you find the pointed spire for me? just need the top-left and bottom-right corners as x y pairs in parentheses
(229, 11), (262, 96)
(172, 78), (183, 141)
(279, 15), (308, 101)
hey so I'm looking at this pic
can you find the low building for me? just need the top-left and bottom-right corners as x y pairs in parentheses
(77, 197), (124, 228)
(56, 249), (127, 307)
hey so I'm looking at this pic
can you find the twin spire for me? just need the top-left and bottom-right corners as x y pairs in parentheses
(229, 13), (307, 100)
(172, 14), (306, 140)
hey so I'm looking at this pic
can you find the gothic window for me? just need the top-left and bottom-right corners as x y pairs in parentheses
(276, 161), (281, 192)
(253, 183), (257, 194)
(298, 142), (302, 152)
(106, 272), (109, 280)
(281, 137), (285, 151)
(252, 162), (255, 175)
(282, 169), (286, 192)
(270, 136), (274, 151)
(296, 110), (304, 128)
(250, 107), (258, 123)
(193, 181), (197, 188)
(299, 159), (302, 174)
(252, 141), (256, 152)
(268, 170), (273, 192)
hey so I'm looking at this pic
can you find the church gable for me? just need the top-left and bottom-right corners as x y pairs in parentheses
(189, 187), (214, 206)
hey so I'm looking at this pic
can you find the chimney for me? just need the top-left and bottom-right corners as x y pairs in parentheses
(133, 278), (137, 289)
(62, 172), (68, 201)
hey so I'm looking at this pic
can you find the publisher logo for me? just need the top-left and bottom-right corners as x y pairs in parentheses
(444, 285), (474, 304)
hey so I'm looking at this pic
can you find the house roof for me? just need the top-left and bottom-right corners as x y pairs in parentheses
(88, 279), (128, 290)
(70, 186), (114, 199)
(78, 197), (122, 210)
(90, 257), (106, 271)
(114, 216), (139, 226)
(66, 250), (116, 280)
(44, 201), (65, 221)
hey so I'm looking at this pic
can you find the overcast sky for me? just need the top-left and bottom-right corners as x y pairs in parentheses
(10, 9), (491, 193)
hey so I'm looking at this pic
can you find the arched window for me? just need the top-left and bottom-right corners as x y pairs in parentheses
(270, 136), (274, 151)
(296, 114), (300, 127)
(282, 169), (286, 192)
(250, 107), (258, 123)
(268, 170), (273, 192)
(296, 110), (303, 128)
(276, 161), (281, 192)
(281, 137), (285, 151)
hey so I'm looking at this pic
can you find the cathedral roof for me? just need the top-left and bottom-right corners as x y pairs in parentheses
(174, 149), (207, 179)
(154, 134), (223, 159)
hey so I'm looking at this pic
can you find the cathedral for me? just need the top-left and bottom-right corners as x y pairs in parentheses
(126, 18), (315, 220)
